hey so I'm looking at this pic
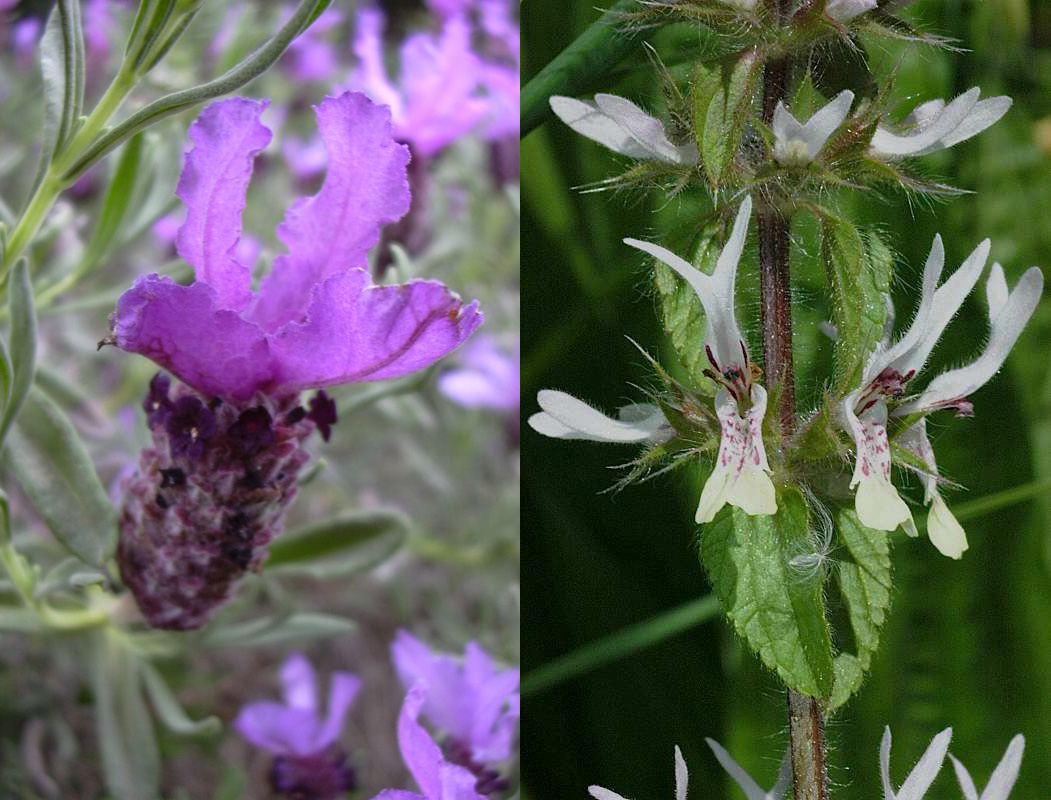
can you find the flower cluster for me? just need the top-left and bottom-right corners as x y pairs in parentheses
(113, 92), (481, 628)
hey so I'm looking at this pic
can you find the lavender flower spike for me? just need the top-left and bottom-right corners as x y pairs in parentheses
(236, 653), (360, 799)
(112, 92), (482, 401)
(392, 631), (520, 766)
(371, 683), (487, 800)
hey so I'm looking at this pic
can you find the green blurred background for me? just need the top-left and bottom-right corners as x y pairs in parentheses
(522, 1), (1051, 797)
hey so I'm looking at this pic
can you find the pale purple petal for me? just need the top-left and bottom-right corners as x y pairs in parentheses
(281, 5), (343, 81)
(393, 631), (472, 742)
(280, 652), (318, 713)
(112, 275), (273, 401)
(464, 641), (520, 762)
(438, 337), (519, 411)
(151, 213), (181, 249)
(268, 270), (482, 393)
(175, 97), (271, 311)
(282, 134), (328, 180)
(251, 92), (411, 330)
(398, 683), (445, 799)
(440, 763), (488, 800)
(480, 63), (521, 140)
(351, 8), (406, 120)
(371, 792), (425, 800)
(234, 702), (321, 756)
(315, 672), (363, 750)
(426, 0), (473, 19)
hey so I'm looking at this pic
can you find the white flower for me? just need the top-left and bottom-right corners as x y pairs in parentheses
(549, 94), (699, 165)
(881, 726), (953, 800)
(949, 735), (1026, 800)
(588, 745), (688, 800)
(826, 0), (878, 21)
(529, 390), (670, 443)
(869, 88), (1012, 158)
(705, 738), (790, 800)
(772, 90), (855, 165)
(624, 198), (777, 523)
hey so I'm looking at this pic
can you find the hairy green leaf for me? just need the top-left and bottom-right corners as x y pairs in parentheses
(701, 489), (835, 698)
(821, 217), (892, 395)
(693, 51), (759, 188)
(0, 259), (37, 451)
(4, 387), (117, 567)
(266, 508), (409, 579)
(830, 509), (892, 708)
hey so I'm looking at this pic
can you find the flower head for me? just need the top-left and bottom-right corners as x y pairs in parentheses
(549, 94), (698, 165)
(392, 630), (520, 765)
(624, 198), (777, 523)
(950, 735), (1025, 800)
(772, 91), (854, 165)
(869, 88), (1011, 159)
(111, 92), (481, 403)
(839, 234), (1042, 555)
(236, 653), (361, 800)
(351, 9), (490, 157)
(371, 683), (488, 800)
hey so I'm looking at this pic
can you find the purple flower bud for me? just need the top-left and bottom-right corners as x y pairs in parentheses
(229, 406), (275, 457)
(165, 396), (217, 459)
(306, 391), (337, 442)
(143, 372), (173, 426)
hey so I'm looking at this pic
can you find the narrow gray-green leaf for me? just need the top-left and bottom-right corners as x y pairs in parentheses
(821, 217), (892, 395)
(84, 133), (145, 268)
(61, 0), (332, 180)
(0, 258), (37, 450)
(700, 489), (836, 698)
(266, 509), (409, 579)
(93, 634), (161, 800)
(138, 659), (220, 737)
(4, 387), (117, 566)
(203, 612), (354, 650)
(830, 509), (892, 708)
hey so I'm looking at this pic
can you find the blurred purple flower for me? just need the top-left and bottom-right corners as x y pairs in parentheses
(11, 16), (42, 69)
(236, 653), (360, 800)
(151, 211), (262, 269)
(282, 134), (328, 181)
(111, 91), (481, 402)
(281, 4), (344, 82)
(371, 682), (488, 800)
(351, 8), (489, 157)
(438, 336), (519, 413)
(392, 630), (520, 766)
(425, 0), (474, 20)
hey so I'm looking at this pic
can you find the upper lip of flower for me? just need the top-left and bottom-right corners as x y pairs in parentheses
(772, 90), (855, 164)
(869, 87), (1012, 158)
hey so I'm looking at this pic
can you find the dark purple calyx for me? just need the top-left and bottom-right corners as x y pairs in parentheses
(268, 748), (356, 800)
(143, 373), (173, 426)
(229, 406), (275, 457)
(159, 467), (186, 488)
(165, 397), (217, 459)
(307, 390), (338, 442)
(448, 740), (509, 798)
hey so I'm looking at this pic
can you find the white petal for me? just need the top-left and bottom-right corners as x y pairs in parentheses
(982, 734), (1025, 800)
(881, 727), (896, 800)
(949, 754), (980, 800)
(927, 495), (968, 559)
(856, 477), (912, 532)
(936, 95), (1012, 149)
(802, 90), (855, 158)
(897, 727), (952, 800)
(589, 786), (630, 800)
(870, 88), (980, 157)
(728, 468), (778, 516)
(843, 401), (909, 530)
(767, 749), (792, 800)
(696, 466), (733, 524)
(772, 101), (806, 160)
(986, 262), (1009, 318)
(896, 420), (938, 503)
(826, 0), (877, 22)
(594, 93), (693, 164)
(675, 746), (689, 800)
(891, 239), (990, 378)
(900, 267), (1043, 413)
(705, 738), (767, 800)
(549, 95), (652, 160)
(532, 390), (664, 442)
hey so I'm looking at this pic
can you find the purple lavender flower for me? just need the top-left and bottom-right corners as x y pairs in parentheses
(392, 631), (520, 772)
(280, 4), (344, 82)
(371, 682), (488, 800)
(236, 653), (361, 800)
(351, 9), (490, 158)
(113, 92), (481, 629)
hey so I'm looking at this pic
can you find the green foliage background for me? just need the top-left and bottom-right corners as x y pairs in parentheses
(522, 1), (1051, 797)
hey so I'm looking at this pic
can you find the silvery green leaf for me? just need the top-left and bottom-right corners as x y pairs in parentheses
(61, 0), (333, 180)
(203, 612), (354, 650)
(0, 607), (46, 632)
(4, 387), (117, 567)
(83, 133), (145, 270)
(138, 659), (220, 737)
(265, 509), (409, 579)
(93, 634), (161, 800)
(0, 259), (37, 451)
(35, 0), (85, 190)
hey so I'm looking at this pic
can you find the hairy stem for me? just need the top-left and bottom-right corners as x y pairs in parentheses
(756, 3), (829, 798)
